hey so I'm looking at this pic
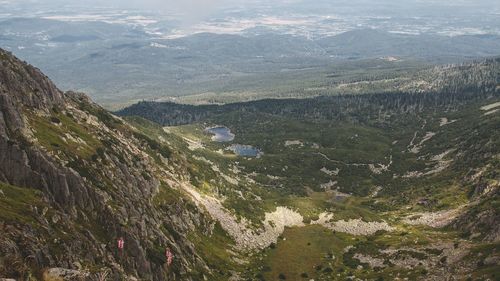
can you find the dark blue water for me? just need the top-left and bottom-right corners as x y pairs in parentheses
(206, 126), (235, 142)
(205, 126), (261, 157)
(228, 144), (262, 157)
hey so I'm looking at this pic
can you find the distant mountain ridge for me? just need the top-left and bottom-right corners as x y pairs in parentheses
(2, 16), (500, 106)
(318, 28), (500, 59)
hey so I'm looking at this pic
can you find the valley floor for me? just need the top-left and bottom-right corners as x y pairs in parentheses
(127, 98), (500, 280)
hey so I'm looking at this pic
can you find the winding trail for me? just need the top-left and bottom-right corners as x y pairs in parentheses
(314, 152), (367, 167)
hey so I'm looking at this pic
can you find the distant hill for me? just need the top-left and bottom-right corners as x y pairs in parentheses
(117, 58), (500, 126)
(318, 29), (500, 59)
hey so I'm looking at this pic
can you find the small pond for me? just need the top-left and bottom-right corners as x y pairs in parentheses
(205, 126), (235, 142)
(205, 126), (262, 157)
(227, 144), (263, 158)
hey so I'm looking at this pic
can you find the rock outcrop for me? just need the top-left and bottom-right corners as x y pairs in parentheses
(312, 213), (394, 235)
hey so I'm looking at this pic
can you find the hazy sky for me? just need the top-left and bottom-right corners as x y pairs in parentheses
(11, 0), (500, 12)
(4, 0), (500, 24)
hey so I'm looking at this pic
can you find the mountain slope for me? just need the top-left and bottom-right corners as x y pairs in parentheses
(0, 49), (223, 280)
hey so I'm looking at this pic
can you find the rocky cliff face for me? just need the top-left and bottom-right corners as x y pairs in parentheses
(0, 49), (215, 280)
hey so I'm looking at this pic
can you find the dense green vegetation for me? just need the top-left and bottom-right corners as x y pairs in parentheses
(118, 57), (499, 124)
(117, 58), (499, 280)
(0, 181), (46, 225)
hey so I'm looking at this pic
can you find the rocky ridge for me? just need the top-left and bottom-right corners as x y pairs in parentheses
(0, 49), (215, 280)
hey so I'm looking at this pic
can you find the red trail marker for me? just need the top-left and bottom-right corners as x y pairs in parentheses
(117, 237), (124, 249)
(165, 248), (174, 266)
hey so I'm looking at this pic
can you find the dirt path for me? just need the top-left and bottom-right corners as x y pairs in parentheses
(480, 101), (500, 111)
(402, 207), (464, 228)
(314, 152), (367, 167)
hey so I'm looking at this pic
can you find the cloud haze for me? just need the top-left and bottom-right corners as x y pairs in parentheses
(4, 0), (500, 24)
(129, 0), (233, 23)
